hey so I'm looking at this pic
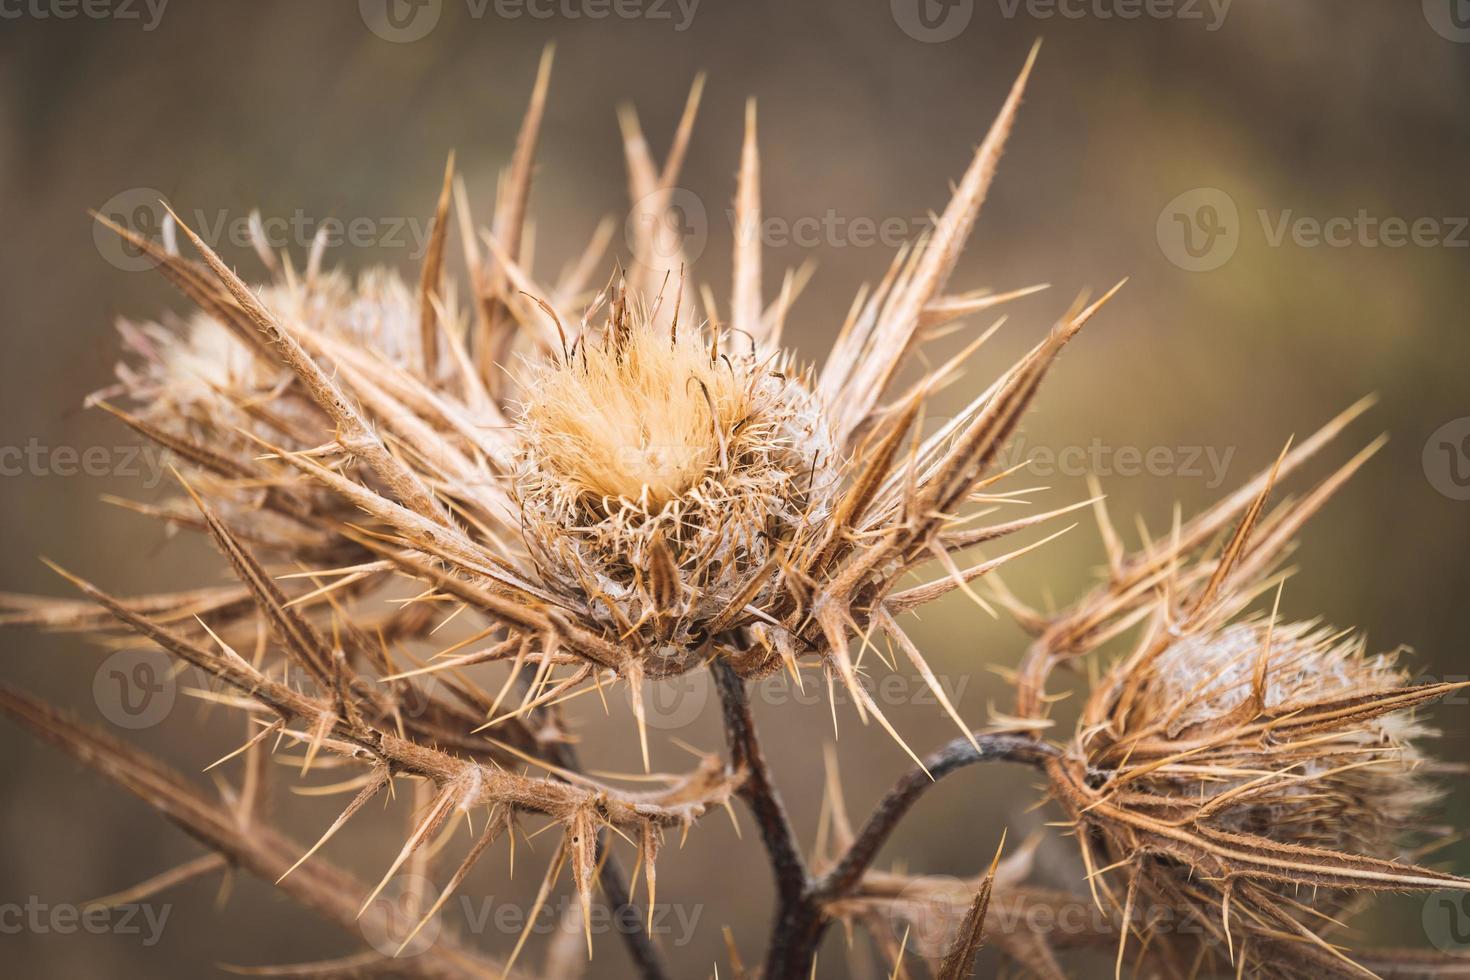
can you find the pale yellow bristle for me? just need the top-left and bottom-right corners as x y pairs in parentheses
(518, 317), (749, 507)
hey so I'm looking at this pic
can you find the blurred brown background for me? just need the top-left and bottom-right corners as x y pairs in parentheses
(2, 2), (1469, 976)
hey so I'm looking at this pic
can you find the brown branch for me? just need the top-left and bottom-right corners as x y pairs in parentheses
(710, 658), (808, 902)
(708, 696), (1057, 980)
(49, 557), (734, 832)
(813, 733), (1058, 902)
(709, 657), (814, 979)
(0, 682), (508, 980)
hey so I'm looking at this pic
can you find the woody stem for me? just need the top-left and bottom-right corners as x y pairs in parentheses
(709, 656), (1058, 980)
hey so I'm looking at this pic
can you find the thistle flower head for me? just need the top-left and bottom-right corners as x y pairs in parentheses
(514, 302), (838, 646)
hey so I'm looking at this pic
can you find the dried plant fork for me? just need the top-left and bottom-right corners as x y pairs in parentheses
(5, 43), (1470, 980)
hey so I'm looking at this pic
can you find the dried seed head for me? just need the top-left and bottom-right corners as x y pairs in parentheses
(122, 268), (425, 446)
(1103, 621), (1435, 858)
(102, 266), (446, 559)
(513, 309), (838, 651)
(1057, 619), (1450, 975)
(261, 267), (425, 369)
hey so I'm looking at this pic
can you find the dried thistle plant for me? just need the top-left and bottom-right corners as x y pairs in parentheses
(4, 43), (1469, 980)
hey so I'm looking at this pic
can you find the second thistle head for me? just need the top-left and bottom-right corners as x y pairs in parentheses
(1048, 617), (1462, 976)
